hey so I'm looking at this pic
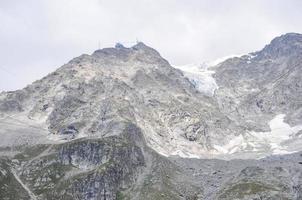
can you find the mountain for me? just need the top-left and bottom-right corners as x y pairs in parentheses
(212, 33), (302, 156)
(0, 34), (302, 199)
(0, 42), (241, 158)
(214, 33), (302, 124)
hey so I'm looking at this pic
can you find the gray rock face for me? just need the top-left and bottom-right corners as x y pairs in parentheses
(0, 34), (302, 199)
(214, 33), (302, 127)
(211, 33), (302, 156)
(0, 42), (241, 157)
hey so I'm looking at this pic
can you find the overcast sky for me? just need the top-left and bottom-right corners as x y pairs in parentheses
(1, 0), (302, 91)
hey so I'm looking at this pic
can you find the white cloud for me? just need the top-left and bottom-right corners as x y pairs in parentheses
(1, 0), (302, 91)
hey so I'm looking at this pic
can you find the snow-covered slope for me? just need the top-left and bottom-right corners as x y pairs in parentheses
(173, 63), (218, 96)
(172, 33), (302, 159)
(214, 114), (302, 158)
(172, 54), (243, 96)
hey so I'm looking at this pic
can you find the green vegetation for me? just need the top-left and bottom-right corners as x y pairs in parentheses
(116, 191), (126, 200)
(13, 144), (50, 161)
(0, 159), (30, 200)
(219, 182), (278, 199)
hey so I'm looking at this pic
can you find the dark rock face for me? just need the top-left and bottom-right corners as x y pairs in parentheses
(16, 131), (146, 200)
(55, 138), (145, 200)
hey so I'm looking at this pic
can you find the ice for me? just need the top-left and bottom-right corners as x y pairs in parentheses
(172, 54), (246, 96)
(213, 135), (245, 154)
(173, 63), (218, 96)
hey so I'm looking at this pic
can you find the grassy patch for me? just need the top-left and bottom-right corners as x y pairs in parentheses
(117, 191), (126, 200)
(0, 159), (30, 199)
(13, 144), (50, 161)
(219, 182), (278, 199)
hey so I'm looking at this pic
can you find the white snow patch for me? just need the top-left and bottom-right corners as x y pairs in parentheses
(248, 53), (257, 60)
(246, 53), (258, 63)
(213, 134), (246, 154)
(172, 54), (246, 96)
(171, 150), (200, 159)
(213, 114), (302, 156)
(249, 114), (302, 155)
(173, 63), (218, 96)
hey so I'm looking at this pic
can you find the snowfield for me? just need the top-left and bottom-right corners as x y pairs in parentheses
(172, 55), (244, 96)
(173, 63), (218, 96)
(213, 114), (302, 158)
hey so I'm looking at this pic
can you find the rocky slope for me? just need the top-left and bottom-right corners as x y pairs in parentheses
(0, 42), (242, 158)
(0, 33), (302, 199)
(214, 33), (302, 126)
(211, 33), (302, 156)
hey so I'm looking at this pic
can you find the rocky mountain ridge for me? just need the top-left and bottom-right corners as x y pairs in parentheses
(0, 42), (242, 159)
(0, 33), (302, 199)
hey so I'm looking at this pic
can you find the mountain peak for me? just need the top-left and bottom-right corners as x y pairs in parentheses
(131, 42), (149, 49)
(131, 42), (162, 56)
(274, 32), (302, 41)
(269, 32), (302, 48)
(91, 42), (165, 66)
(92, 41), (158, 54)
(259, 32), (302, 58)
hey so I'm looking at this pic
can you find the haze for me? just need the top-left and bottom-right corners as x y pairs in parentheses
(1, 0), (302, 91)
